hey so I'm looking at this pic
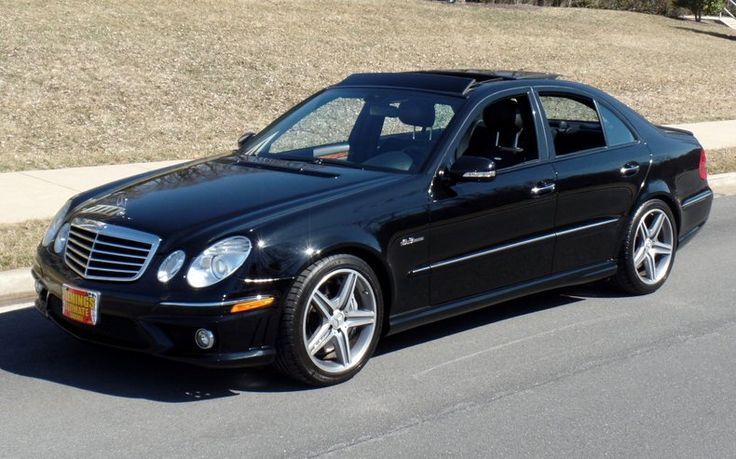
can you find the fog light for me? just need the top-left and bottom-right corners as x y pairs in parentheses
(34, 280), (44, 295)
(194, 328), (215, 350)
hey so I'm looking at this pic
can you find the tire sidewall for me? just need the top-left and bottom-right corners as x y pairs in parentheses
(620, 199), (678, 294)
(286, 255), (384, 385)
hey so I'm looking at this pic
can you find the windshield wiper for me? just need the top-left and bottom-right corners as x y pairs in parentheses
(311, 157), (364, 170)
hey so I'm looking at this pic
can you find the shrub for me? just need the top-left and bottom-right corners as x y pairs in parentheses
(465, 0), (688, 16)
(673, 0), (726, 20)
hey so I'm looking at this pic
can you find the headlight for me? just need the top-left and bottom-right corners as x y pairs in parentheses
(42, 200), (72, 247)
(53, 223), (71, 254)
(158, 250), (186, 283)
(186, 236), (252, 288)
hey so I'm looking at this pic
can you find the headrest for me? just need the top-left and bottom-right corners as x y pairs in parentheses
(483, 99), (523, 130)
(398, 99), (435, 128)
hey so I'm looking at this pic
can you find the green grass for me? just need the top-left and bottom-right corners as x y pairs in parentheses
(1, 0), (736, 172)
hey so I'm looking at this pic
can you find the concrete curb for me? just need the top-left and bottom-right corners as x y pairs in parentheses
(1, 172), (735, 304)
(0, 268), (34, 307)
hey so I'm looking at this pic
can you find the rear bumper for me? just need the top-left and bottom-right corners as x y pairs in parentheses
(32, 249), (291, 368)
(679, 188), (713, 246)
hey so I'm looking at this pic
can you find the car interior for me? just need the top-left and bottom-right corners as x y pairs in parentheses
(361, 99), (441, 172)
(259, 91), (612, 173)
(260, 94), (457, 173)
(458, 95), (539, 169)
(538, 94), (606, 155)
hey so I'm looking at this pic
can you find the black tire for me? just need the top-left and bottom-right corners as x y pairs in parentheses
(614, 199), (678, 295)
(274, 254), (384, 386)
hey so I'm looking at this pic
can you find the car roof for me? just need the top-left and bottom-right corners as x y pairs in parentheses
(335, 70), (560, 96)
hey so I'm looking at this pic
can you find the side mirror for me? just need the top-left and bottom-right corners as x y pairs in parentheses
(447, 156), (496, 182)
(237, 132), (255, 149)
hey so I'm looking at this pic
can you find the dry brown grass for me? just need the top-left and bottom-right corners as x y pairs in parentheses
(0, 219), (48, 271)
(2, 0), (736, 172)
(709, 147), (736, 175)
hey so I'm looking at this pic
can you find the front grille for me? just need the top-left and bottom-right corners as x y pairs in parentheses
(64, 218), (160, 282)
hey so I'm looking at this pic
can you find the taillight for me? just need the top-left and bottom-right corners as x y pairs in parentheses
(698, 148), (707, 180)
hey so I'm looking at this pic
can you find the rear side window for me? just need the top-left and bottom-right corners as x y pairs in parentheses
(539, 94), (605, 156)
(599, 105), (636, 146)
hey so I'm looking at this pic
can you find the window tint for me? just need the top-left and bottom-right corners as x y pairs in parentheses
(458, 94), (538, 170)
(599, 105), (636, 146)
(539, 94), (605, 156)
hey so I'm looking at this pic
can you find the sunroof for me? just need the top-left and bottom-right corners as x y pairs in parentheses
(337, 72), (476, 95)
(336, 70), (559, 96)
(419, 69), (559, 82)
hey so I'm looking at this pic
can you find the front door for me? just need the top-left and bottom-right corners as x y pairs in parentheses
(427, 91), (557, 305)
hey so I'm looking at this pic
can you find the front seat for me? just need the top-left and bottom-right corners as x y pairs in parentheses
(464, 99), (526, 168)
(484, 99), (526, 167)
(366, 99), (436, 171)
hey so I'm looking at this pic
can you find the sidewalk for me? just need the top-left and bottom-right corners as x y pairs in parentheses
(0, 160), (186, 224)
(668, 120), (736, 150)
(0, 119), (735, 226)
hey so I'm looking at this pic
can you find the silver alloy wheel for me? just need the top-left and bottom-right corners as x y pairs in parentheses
(633, 208), (674, 285)
(302, 268), (378, 374)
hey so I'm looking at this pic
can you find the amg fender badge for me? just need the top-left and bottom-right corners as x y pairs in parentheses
(400, 236), (425, 247)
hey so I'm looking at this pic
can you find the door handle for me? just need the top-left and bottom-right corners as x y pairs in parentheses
(620, 162), (640, 177)
(531, 181), (556, 196)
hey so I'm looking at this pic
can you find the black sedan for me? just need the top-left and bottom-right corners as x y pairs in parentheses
(33, 70), (713, 385)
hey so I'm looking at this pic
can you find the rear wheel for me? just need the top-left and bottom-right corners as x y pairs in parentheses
(614, 199), (677, 295)
(275, 254), (383, 386)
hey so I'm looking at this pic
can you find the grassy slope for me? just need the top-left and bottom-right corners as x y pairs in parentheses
(1, 0), (735, 172)
(0, 219), (47, 271)
(710, 147), (736, 175)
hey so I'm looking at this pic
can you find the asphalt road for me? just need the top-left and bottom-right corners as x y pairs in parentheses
(1, 196), (735, 458)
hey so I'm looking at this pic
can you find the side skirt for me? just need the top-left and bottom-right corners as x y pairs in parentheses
(386, 261), (617, 336)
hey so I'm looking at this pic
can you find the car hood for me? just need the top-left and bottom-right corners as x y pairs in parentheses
(70, 155), (404, 241)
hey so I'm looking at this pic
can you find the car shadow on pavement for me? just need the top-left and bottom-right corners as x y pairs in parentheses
(376, 288), (597, 356)
(0, 308), (307, 402)
(0, 284), (626, 402)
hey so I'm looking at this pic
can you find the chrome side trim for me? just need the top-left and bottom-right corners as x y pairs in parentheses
(555, 218), (619, 237)
(410, 218), (619, 275)
(681, 189), (713, 209)
(429, 232), (557, 271)
(160, 295), (273, 308)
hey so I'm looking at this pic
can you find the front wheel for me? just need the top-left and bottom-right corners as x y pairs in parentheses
(614, 199), (677, 295)
(275, 254), (383, 386)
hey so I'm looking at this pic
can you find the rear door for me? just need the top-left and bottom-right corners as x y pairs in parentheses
(535, 88), (651, 273)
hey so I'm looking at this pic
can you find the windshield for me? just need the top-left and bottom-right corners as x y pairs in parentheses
(243, 88), (464, 173)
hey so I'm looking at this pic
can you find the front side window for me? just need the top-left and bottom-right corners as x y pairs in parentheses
(539, 94), (605, 156)
(458, 94), (539, 170)
(246, 88), (463, 173)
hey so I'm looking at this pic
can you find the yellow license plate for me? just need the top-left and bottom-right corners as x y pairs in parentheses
(62, 284), (100, 326)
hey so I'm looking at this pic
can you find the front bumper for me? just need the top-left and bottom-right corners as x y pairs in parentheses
(32, 249), (292, 368)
